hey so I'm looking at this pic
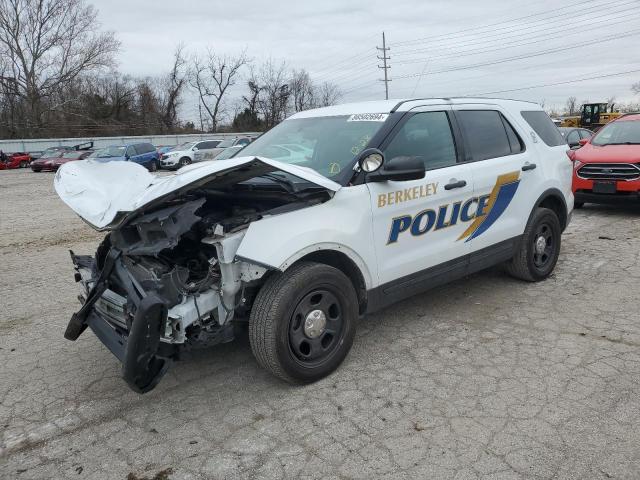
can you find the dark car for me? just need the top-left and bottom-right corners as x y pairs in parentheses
(48, 150), (94, 171)
(93, 143), (160, 171)
(31, 151), (66, 172)
(558, 127), (593, 149)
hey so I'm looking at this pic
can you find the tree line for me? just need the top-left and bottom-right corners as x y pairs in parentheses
(0, 0), (341, 139)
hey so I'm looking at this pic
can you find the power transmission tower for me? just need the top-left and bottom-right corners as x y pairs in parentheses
(377, 32), (391, 100)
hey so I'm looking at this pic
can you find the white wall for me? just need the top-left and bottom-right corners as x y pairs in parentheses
(0, 132), (261, 153)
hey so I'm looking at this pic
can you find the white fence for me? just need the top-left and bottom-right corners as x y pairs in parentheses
(0, 132), (261, 153)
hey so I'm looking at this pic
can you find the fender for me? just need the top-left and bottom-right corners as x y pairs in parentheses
(277, 242), (374, 290)
(528, 187), (570, 230)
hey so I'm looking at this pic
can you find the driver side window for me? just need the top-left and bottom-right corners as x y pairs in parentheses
(383, 111), (457, 170)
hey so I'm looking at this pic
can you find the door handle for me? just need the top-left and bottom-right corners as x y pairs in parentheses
(444, 179), (467, 190)
(522, 163), (537, 171)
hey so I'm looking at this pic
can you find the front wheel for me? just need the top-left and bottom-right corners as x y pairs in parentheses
(148, 160), (158, 172)
(249, 261), (358, 384)
(505, 207), (561, 282)
(179, 156), (191, 167)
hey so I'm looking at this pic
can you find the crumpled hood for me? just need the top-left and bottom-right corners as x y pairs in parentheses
(54, 156), (341, 230)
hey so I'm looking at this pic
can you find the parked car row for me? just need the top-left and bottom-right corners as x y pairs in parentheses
(160, 136), (256, 170)
(0, 137), (260, 173)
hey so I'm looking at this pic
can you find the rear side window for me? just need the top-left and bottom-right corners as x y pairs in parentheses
(521, 111), (565, 146)
(456, 110), (514, 161)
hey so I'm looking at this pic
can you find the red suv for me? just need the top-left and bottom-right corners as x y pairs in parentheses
(569, 113), (640, 207)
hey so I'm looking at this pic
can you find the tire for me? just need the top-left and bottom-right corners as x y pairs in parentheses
(179, 157), (191, 167)
(148, 160), (158, 172)
(506, 207), (562, 282)
(574, 201), (584, 209)
(19, 161), (27, 168)
(249, 261), (358, 384)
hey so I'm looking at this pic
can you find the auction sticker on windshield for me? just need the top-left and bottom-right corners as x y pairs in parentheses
(348, 113), (389, 122)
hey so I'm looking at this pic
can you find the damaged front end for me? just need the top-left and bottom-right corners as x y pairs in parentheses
(58, 157), (338, 392)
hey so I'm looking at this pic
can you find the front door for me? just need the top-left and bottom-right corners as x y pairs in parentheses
(368, 108), (474, 288)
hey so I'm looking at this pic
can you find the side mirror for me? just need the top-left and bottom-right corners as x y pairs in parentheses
(578, 138), (590, 146)
(367, 156), (426, 183)
(357, 148), (385, 173)
(192, 147), (199, 151)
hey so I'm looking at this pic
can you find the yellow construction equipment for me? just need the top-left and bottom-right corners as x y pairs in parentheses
(561, 103), (622, 130)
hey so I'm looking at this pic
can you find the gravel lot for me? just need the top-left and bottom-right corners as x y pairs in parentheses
(1, 168), (639, 480)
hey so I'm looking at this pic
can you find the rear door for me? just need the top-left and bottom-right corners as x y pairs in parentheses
(368, 107), (473, 287)
(453, 106), (541, 254)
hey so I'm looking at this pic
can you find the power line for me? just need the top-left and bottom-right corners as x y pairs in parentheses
(467, 68), (640, 96)
(377, 32), (391, 100)
(393, 0), (606, 47)
(392, 2), (640, 61)
(393, 28), (640, 79)
(393, 9), (640, 66)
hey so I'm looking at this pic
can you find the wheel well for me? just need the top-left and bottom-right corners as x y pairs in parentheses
(537, 193), (568, 230)
(296, 250), (368, 314)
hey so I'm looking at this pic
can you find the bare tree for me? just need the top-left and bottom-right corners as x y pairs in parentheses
(190, 49), (247, 132)
(289, 69), (315, 112)
(606, 95), (616, 111)
(0, 0), (120, 135)
(255, 59), (290, 129)
(633, 81), (640, 95)
(565, 96), (577, 115)
(159, 44), (187, 131)
(316, 81), (341, 107)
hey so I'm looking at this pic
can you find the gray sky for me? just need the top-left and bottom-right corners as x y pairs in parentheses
(94, 0), (640, 121)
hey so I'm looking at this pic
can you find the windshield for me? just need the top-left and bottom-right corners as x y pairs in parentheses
(217, 139), (236, 148)
(62, 151), (84, 159)
(42, 147), (63, 156)
(96, 146), (126, 158)
(592, 121), (640, 145)
(217, 146), (243, 160)
(171, 142), (195, 151)
(238, 115), (387, 178)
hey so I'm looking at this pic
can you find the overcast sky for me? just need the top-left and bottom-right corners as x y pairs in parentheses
(94, 0), (640, 121)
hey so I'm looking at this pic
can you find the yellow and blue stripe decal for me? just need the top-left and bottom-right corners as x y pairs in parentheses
(457, 171), (520, 242)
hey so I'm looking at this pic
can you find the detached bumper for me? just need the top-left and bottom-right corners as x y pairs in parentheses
(66, 250), (176, 393)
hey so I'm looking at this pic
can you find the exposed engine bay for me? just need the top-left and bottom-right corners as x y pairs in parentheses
(66, 180), (331, 393)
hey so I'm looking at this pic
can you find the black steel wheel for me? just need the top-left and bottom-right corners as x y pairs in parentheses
(288, 289), (346, 367)
(249, 261), (358, 383)
(532, 221), (555, 270)
(506, 207), (561, 282)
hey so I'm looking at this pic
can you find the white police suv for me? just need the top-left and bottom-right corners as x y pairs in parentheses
(55, 98), (573, 392)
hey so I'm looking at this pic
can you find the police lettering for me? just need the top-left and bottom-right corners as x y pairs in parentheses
(387, 194), (490, 244)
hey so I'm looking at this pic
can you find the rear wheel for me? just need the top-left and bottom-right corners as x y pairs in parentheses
(19, 161), (28, 168)
(148, 160), (158, 172)
(249, 262), (358, 383)
(506, 207), (561, 282)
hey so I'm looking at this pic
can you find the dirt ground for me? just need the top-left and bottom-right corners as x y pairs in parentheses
(1, 168), (639, 480)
